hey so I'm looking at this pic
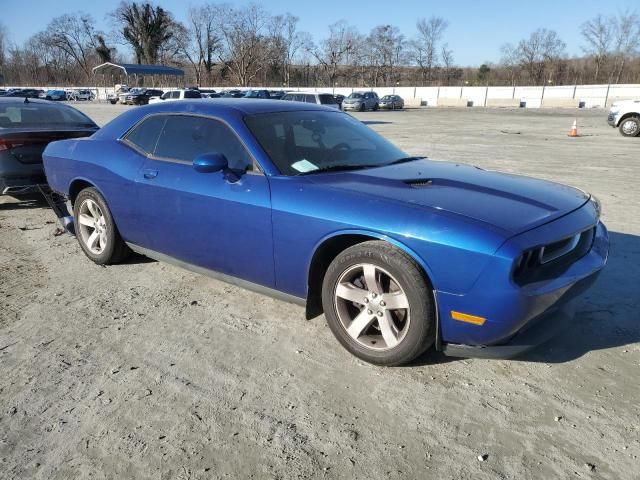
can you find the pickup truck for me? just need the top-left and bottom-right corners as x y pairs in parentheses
(607, 100), (640, 137)
(148, 89), (202, 104)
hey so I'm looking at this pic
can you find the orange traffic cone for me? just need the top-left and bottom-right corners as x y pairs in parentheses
(568, 119), (579, 137)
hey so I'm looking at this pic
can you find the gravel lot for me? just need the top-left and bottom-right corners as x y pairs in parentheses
(1, 103), (638, 479)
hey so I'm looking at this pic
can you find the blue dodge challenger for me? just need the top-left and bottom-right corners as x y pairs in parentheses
(42, 100), (608, 365)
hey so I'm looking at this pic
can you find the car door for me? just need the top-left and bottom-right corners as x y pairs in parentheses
(136, 114), (275, 287)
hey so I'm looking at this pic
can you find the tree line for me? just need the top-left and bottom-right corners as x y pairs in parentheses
(0, 2), (638, 88)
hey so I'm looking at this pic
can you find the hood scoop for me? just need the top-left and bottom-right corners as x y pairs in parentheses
(405, 179), (433, 188)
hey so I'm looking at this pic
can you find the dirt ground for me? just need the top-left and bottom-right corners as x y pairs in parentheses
(1, 104), (639, 480)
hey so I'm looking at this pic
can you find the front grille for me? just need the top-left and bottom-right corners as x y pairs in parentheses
(513, 226), (596, 286)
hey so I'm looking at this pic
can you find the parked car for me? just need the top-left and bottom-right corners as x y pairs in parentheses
(221, 90), (245, 98)
(70, 89), (95, 101)
(124, 89), (164, 106)
(3, 89), (44, 99)
(268, 90), (288, 100)
(107, 85), (129, 104)
(43, 90), (68, 101)
(0, 98), (98, 197)
(118, 87), (144, 104)
(243, 89), (271, 99)
(607, 100), (640, 137)
(148, 89), (202, 104)
(342, 91), (380, 111)
(281, 92), (340, 109)
(199, 89), (219, 98)
(379, 95), (404, 110)
(42, 100), (608, 366)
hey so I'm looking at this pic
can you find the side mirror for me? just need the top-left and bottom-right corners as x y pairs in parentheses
(193, 152), (228, 173)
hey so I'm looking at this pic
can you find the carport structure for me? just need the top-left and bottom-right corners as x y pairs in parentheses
(92, 62), (185, 89)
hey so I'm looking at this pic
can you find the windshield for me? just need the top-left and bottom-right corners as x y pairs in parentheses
(381, 95), (393, 100)
(348, 93), (363, 99)
(244, 91), (261, 98)
(245, 111), (408, 176)
(0, 104), (97, 129)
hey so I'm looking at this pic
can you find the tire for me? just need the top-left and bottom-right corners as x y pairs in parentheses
(373, 103), (379, 111)
(322, 241), (435, 366)
(619, 116), (640, 137)
(359, 103), (365, 112)
(73, 187), (130, 265)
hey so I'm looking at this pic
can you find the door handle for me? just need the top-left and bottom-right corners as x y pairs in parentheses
(143, 169), (158, 179)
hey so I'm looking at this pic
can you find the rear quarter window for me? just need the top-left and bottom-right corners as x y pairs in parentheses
(123, 115), (166, 154)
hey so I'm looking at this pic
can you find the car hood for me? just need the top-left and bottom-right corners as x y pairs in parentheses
(305, 159), (589, 235)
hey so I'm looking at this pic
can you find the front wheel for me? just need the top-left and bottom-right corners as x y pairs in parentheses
(73, 188), (130, 265)
(322, 241), (435, 366)
(373, 103), (379, 111)
(619, 116), (640, 137)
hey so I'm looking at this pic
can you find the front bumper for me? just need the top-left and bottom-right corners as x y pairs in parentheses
(435, 207), (608, 356)
(441, 273), (596, 359)
(342, 103), (362, 111)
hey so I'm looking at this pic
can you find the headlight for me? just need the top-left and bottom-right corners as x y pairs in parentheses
(589, 194), (601, 219)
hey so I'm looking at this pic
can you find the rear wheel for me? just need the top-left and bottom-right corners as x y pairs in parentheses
(619, 116), (640, 137)
(73, 188), (130, 265)
(322, 241), (435, 366)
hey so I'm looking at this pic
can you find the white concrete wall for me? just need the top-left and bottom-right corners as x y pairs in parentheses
(16, 83), (640, 108)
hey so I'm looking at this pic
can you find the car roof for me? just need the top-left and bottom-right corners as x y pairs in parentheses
(0, 97), (56, 104)
(93, 99), (337, 140)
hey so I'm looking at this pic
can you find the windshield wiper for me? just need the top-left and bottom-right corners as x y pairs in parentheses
(386, 156), (426, 166)
(296, 164), (380, 175)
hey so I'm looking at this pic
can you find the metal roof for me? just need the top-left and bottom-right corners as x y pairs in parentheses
(92, 62), (184, 77)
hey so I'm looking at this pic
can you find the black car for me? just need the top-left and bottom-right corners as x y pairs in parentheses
(243, 89), (271, 99)
(334, 94), (346, 109)
(3, 89), (44, 99)
(0, 98), (98, 197)
(268, 90), (288, 100)
(221, 90), (245, 98)
(199, 89), (219, 98)
(124, 89), (164, 106)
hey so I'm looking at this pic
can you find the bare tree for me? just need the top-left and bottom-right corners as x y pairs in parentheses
(175, 4), (221, 86)
(269, 13), (309, 87)
(0, 23), (7, 75)
(410, 17), (448, 85)
(516, 28), (566, 84)
(311, 21), (359, 86)
(218, 4), (270, 86)
(43, 14), (101, 80)
(499, 43), (520, 86)
(112, 1), (175, 64)
(441, 43), (455, 85)
(366, 25), (405, 86)
(611, 11), (640, 83)
(581, 14), (614, 83)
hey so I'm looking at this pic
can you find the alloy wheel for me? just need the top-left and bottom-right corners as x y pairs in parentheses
(77, 199), (108, 254)
(334, 263), (411, 350)
(621, 119), (639, 136)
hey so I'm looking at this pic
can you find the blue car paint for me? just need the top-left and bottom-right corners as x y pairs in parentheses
(42, 100), (608, 350)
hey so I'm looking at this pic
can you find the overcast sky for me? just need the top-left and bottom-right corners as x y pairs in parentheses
(2, 0), (638, 66)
